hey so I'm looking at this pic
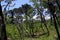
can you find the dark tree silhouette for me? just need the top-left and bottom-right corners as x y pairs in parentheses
(22, 4), (34, 36)
(55, 0), (60, 10)
(47, 0), (60, 39)
(10, 10), (14, 24)
(0, 2), (7, 40)
(36, 7), (49, 36)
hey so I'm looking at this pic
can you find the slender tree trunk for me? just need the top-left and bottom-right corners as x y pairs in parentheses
(37, 9), (45, 32)
(43, 18), (49, 35)
(50, 14), (53, 25)
(54, 13), (60, 26)
(30, 20), (34, 36)
(38, 9), (49, 35)
(4, 2), (10, 23)
(40, 12), (45, 32)
(0, 2), (7, 40)
(11, 11), (14, 24)
(48, 1), (60, 38)
(52, 13), (60, 38)
(55, 0), (60, 10)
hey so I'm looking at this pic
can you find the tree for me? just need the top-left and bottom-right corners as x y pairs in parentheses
(2, 0), (15, 23)
(0, 1), (7, 40)
(0, 0), (16, 40)
(22, 4), (34, 35)
(47, 0), (60, 39)
(10, 10), (14, 24)
(30, 0), (49, 36)
(40, 0), (60, 39)
(14, 7), (25, 40)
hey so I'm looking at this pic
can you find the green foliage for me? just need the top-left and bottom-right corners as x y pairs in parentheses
(6, 24), (20, 40)
(6, 20), (60, 40)
(3, 0), (60, 40)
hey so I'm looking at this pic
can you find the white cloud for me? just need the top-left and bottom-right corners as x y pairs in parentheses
(33, 15), (50, 20)
(45, 16), (50, 20)
(33, 15), (37, 19)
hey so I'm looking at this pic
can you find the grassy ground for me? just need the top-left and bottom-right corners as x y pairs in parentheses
(5, 16), (60, 40)
(6, 20), (60, 40)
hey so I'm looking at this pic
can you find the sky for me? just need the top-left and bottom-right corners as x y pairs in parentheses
(1, 0), (50, 20)
(1, 0), (33, 11)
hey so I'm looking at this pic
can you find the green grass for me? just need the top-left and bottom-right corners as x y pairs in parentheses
(6, 24), (20, 40)
(6, 21), (60, 40)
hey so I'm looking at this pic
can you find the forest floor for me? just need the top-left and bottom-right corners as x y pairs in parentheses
(6, 22), (60, 40)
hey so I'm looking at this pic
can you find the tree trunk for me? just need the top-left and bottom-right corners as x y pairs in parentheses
(0, 3), (7, 40)
(48, 1), (60, 38)
(38, 9), (49, 35)
(11, 11), (14, 24)
(55, 0), (60, 10)
(52, 13), (60, 38)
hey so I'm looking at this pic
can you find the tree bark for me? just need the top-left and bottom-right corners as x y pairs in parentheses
(0, 2), (7, 40)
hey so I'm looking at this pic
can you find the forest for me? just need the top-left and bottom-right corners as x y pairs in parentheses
(0, 0), (60, 40)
